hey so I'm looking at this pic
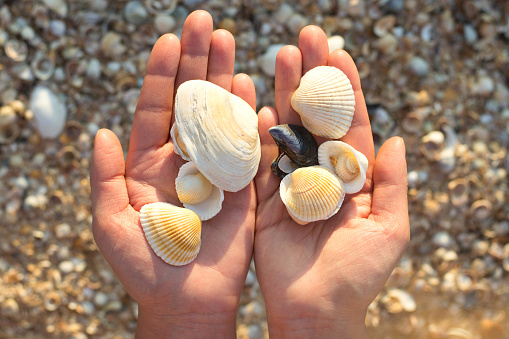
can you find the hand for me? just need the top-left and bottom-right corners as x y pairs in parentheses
(90, 11), (256, 338)
(254, 26), (410, 338)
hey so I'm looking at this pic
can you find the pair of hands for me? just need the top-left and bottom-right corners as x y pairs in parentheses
(90, 10), (409, 338)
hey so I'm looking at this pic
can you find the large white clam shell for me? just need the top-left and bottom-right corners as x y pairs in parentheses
(280, 166), (345, 225)
(140, 202), (201, 266)
(175, 161), (224, 221)
(318, 141), (368, 194)
(291, 66), (355, 139)
(174, 80), (261, 192)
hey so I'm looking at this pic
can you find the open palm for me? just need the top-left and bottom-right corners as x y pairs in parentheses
(254, 27), (410, 337)
(90, 11), (255, 337)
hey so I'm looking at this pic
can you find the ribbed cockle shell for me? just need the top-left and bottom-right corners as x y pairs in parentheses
(280, 166), (345, 225)
(173, 80), (261, 192)
(291, 66), (355, 139)
(175, 161), (224, 221)
(140, 202), (201, 266)
(318, 141), (368, 194)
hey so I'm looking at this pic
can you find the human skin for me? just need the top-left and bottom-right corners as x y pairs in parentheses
(253, 26), (410, 338)
(90, 11), (257, 338)
(90, 10), (410, 339)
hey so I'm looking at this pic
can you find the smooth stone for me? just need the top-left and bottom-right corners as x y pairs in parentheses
(43, 0), (68, 17)
(433, 231), (454, 248)
(2, 298), (19, 319)
(328, 35), (345, 54)
(59, 260), (74, 273)
(258, 44), (285, 77)
(464, 24), (478, 44)
(29, 85), (67, 139)
(409, 56), (429, 77)
(48, 20), (66, 37)
(247, 325), (263, 339)
(154, 14), (176, 34)
(94, 292), (109, 307)
(124, 1), (148, 25)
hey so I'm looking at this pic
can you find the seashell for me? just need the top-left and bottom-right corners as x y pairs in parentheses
(5, 39), (28, 62)
(29, 85), (67, 139)
(381, 289), (417, 313)
(448, 178), (469, 206)
(280, 166), (345, 225)
(144, 0), (178, 15)
(277, 154), (299, 174)
(0, 106), (20, 144)
(140, 202), (201, 266)
(268, 124), (318, 178)
(420, 130), (444, 161)
(170, 124), (190, 161)
(31, 51), (56, 81)
(318, 141), (368, 194)
(291, 66), (355, 139)
(175, 162), (224, 221)
(173, 80), (261, 192)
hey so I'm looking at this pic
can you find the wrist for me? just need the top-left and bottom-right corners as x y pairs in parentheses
(135, 304), (237, 339)
(265, 304), (369, 339)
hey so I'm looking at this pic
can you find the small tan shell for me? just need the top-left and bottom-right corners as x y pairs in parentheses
(318, 141), (368, 194)
(291, 66), (355, 139)
(175, 162), (224, 221)
(140, 202), (201, 266)
(280, 166), (345, 225)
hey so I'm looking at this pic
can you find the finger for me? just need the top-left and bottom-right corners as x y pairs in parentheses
(275, 45), (302, 125)
(91, 129), (130, 231)
(255, 106), (280, 202)
(370, 137), (409, 243)
(328, 49), (375, 174)
(206, 29), (235, 91)
(299, 25), (329, 75)
(129, 34), (180, 152)
(174, 10), (213, 90)
(231, 73), (256, 109)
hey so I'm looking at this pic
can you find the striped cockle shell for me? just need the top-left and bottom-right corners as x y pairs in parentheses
(173, 80), (261, 192)
(291, 66), (355, 139)
(175, 161), (224, 221)
(318, 141), (368, 194)
(280, 166), (345, 225)
(140, 202), (201, 266)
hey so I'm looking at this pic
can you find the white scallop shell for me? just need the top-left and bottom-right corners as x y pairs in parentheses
(176, 161), (224, 221)
(318, 141), (368, 194)
(291, 66), (355, 139)
(280, 166), (345, 225)
(171, 124), (191, 161)
(174, 80), (261, 192)
(140, 202), (201, 266)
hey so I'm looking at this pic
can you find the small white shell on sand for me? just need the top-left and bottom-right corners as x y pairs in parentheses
(29, 85), (67, 139)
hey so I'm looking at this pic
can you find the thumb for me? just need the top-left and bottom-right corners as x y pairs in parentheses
(371, 137), (409, 243)
(90, 129), (130, 241)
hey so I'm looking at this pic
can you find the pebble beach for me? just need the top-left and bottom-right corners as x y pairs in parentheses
(1, 0), (508, 338)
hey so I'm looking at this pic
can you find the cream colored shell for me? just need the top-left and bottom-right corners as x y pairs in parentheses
(278, 154), (299, 174)
(174, 80), (261, 192)
(280, 166), (345, 225)
(140, 202), (201, 266)
(175, 161), (224, 221)
(171, 124), (191, 161)
(291, 66), (355, 139)
(318, 141), (368, 194)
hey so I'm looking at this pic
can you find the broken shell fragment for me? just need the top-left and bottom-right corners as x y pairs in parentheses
(280, 166), (345, 225)
(175, 162), (224, 221)
(140, 202), (201, 266)
(174, 80), (261, 192)
(318, 141), (368, 194)
(291, 66), (355, 139)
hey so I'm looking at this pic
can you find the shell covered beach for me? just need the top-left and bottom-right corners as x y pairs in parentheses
(1, 0), (509, 338)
